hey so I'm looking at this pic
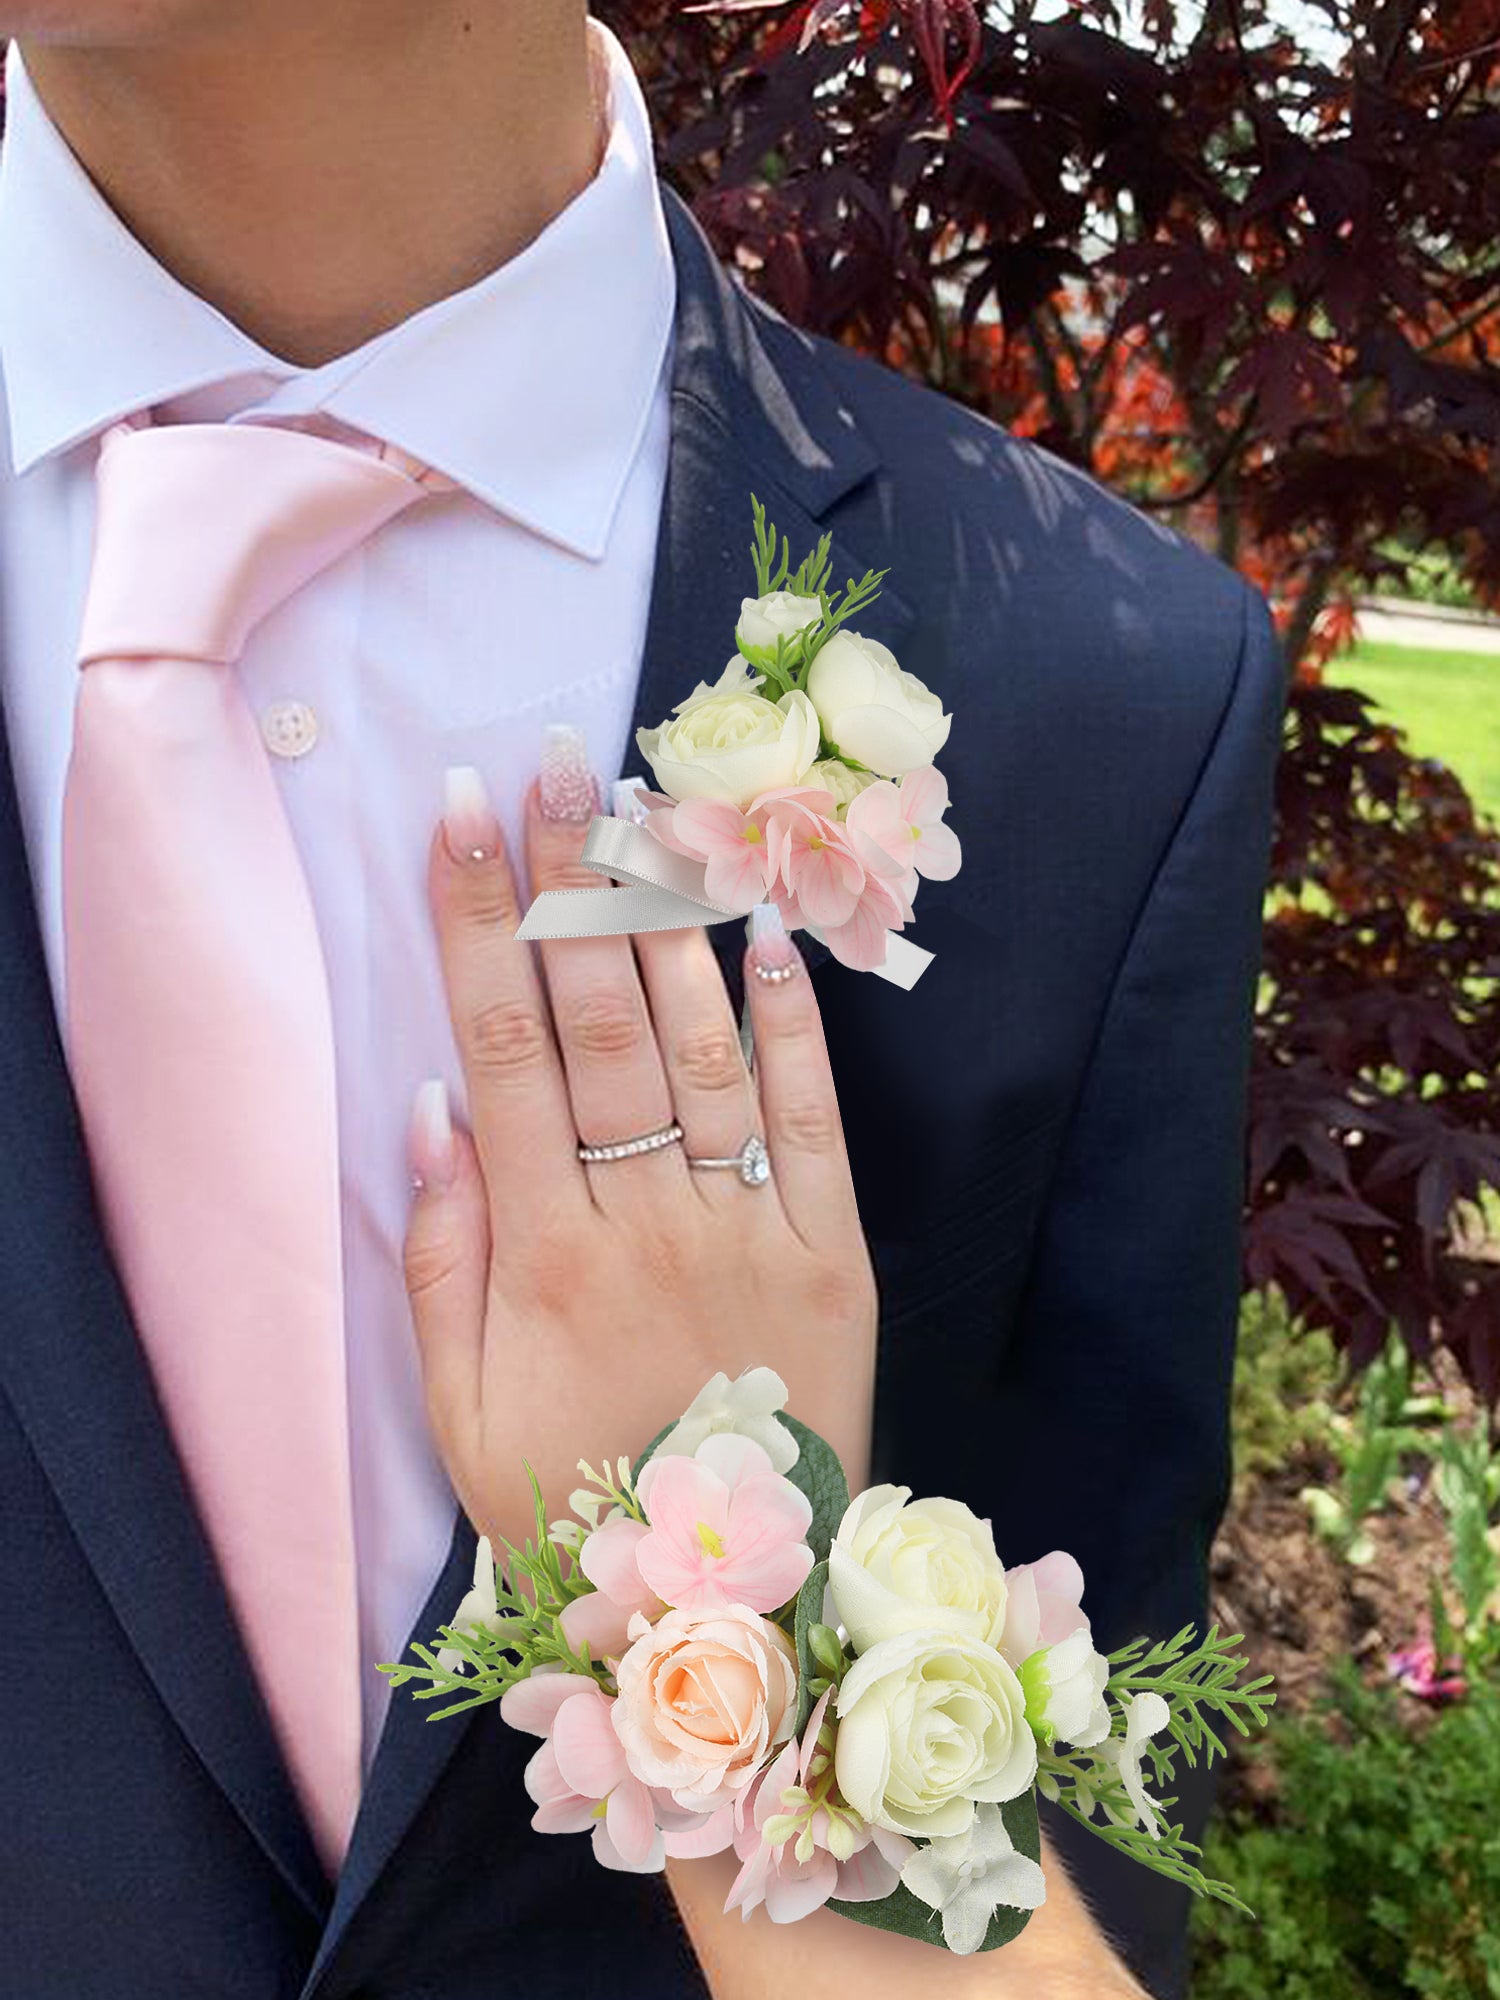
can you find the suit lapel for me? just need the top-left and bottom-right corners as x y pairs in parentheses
(625, 185), (914, 993)
(0, 176), (913, 1976)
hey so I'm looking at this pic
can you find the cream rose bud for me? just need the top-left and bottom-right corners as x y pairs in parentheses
(806, 757), (878, 818)
(804, 631), (951, 777)
(635, 656), (822, 808)
(1016, 1629), (1111, 1749)
(735, 590), (824, 667)
(828, 1485), (1008, 1656)
(834, 1629), (1038, 1838)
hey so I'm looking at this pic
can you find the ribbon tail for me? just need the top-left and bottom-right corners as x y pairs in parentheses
(800, 922), (935, 991)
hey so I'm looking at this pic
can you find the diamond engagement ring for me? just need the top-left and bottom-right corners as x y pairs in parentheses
(685, 1135), (772, 1187)
(576, 1121), (684, 1164)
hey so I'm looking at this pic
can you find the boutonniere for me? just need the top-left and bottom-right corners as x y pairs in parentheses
(516, 499), (959, 987)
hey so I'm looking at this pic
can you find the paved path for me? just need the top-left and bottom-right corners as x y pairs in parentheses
(1356, 598), (1500, 656)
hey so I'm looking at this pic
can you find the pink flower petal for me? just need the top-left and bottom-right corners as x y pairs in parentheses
(499, 1669), (602, 1738)
(551, 1686), (628, 1800)
(763, 1847), (839, 1922)
(605, 1772), (661, 1871)
(558, 1587), (636, 1665)
(832, 1834), (907, 1902)
(912, 820), (962, 880)
(579, 1516), (653, 1606)
(673, 797), (759, 857)
(661, 1800), (739, 1858)
(592, 1814), (666, 1874)
(897, 764), (949, 824)
(702, 840), (774, 914)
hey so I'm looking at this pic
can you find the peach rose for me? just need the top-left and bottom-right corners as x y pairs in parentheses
(610, 1601), (799, 1813)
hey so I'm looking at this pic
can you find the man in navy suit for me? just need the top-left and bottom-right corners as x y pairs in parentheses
(0, 4), (1284, 1997)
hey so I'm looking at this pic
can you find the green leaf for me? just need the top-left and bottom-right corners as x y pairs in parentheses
(776, 1411), (849, 1564)
(792, 1560), (831, 1737)
(631, 1420), (677, 1487)
(825, 1792), (1041, 1952)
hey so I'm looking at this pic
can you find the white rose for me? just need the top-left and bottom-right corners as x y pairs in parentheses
(805, 632), (951, 777)
(1016, 1628), (1111, 1749)
(735, 590), (824, 668)
(806, 757), (878, 818)
(828, 1484), (1008, 1656)
(834, 1628), (1038, 1838)
(635, 656), (821, 808)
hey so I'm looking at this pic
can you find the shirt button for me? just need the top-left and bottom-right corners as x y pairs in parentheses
(262, 699), (320, 759)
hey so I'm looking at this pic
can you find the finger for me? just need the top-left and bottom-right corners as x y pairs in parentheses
(402, 1079), (491, 1468)
(431, 765), (587, 1215)
(633, 922), (760, 1201)
(525, 735), (684, 1195)
(742, 904), (859, 1246)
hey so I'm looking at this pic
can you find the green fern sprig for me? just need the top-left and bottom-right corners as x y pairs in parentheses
(376, 1458), (611, 1719)
(1107, 1624), (1276, 1771)
(1037, 1748), (1253, 1915)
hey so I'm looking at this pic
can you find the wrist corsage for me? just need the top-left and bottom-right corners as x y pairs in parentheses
(379, 1369), (1274, 1954)
(515, 499), (958, 988)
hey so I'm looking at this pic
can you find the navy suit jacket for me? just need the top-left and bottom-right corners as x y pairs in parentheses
(0, 184), (1286, 1999)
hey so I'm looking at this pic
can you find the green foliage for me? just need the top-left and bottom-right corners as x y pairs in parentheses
(1191, 1662), (1500, 2000)
(745, 492), (888, 696)
(775, 1410), (850, 1565)
(825, 1793), (1041, 1954)
(791, 1559), (831, 1737)
(1230, 1289), (1342, 1506)
(1434, 1412), (1500, 1648)
(1301, 1331), (1452, 1565)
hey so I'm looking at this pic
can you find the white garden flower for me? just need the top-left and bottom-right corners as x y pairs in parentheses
(899, 1801), (1047, 1954)
(736, 589), (824, 668)
(834, 1628), (1037, 1838)
(636, 656), (821, 807)
(436, 1535), (506, 1675)
(804, 631), (951, 777)
(1095, 1690), (1171, 1838)
(652, 1365), (799, 1475)
(828, 1485), (1008, 1655)
(1016, 1627), (1111, 1749)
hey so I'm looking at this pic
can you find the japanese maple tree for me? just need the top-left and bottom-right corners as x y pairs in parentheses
(598, 0), (1500, 1389)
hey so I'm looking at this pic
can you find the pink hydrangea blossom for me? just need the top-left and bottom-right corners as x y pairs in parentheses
(499, 1668), (729, 1873)
(723, 1686), (915, 1923)
(558, 1514), (667, 1668)
(635, 1432), (814, 1616)
(846, 768), (962, 885)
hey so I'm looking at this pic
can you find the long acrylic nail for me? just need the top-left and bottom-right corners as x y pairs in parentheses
(443, 765), (500, 863)
(408, 1078), (456, 1194)
(751, 901), (801, 982)
(539, 724), (599, 823)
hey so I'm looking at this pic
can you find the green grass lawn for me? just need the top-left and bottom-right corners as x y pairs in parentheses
(1326, 638), (1500, 821)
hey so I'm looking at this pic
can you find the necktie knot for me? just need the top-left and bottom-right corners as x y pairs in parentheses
(76, 416), (444, 670)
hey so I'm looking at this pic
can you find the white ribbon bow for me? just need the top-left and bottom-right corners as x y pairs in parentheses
(514, 815), (933, 990)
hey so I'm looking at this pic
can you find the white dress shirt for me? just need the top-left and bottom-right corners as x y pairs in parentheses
(0, 18), (675, 1772)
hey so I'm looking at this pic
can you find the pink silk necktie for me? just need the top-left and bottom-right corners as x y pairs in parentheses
(61, 413), (451, 1879)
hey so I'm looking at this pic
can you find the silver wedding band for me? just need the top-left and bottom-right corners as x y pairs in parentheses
(576, 1120), (683, 1165)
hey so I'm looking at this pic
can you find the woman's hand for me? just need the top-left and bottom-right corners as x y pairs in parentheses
(401, 752), (878, 1562)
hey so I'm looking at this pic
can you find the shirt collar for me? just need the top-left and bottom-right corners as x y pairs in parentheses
(0, 17), (675, 559)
